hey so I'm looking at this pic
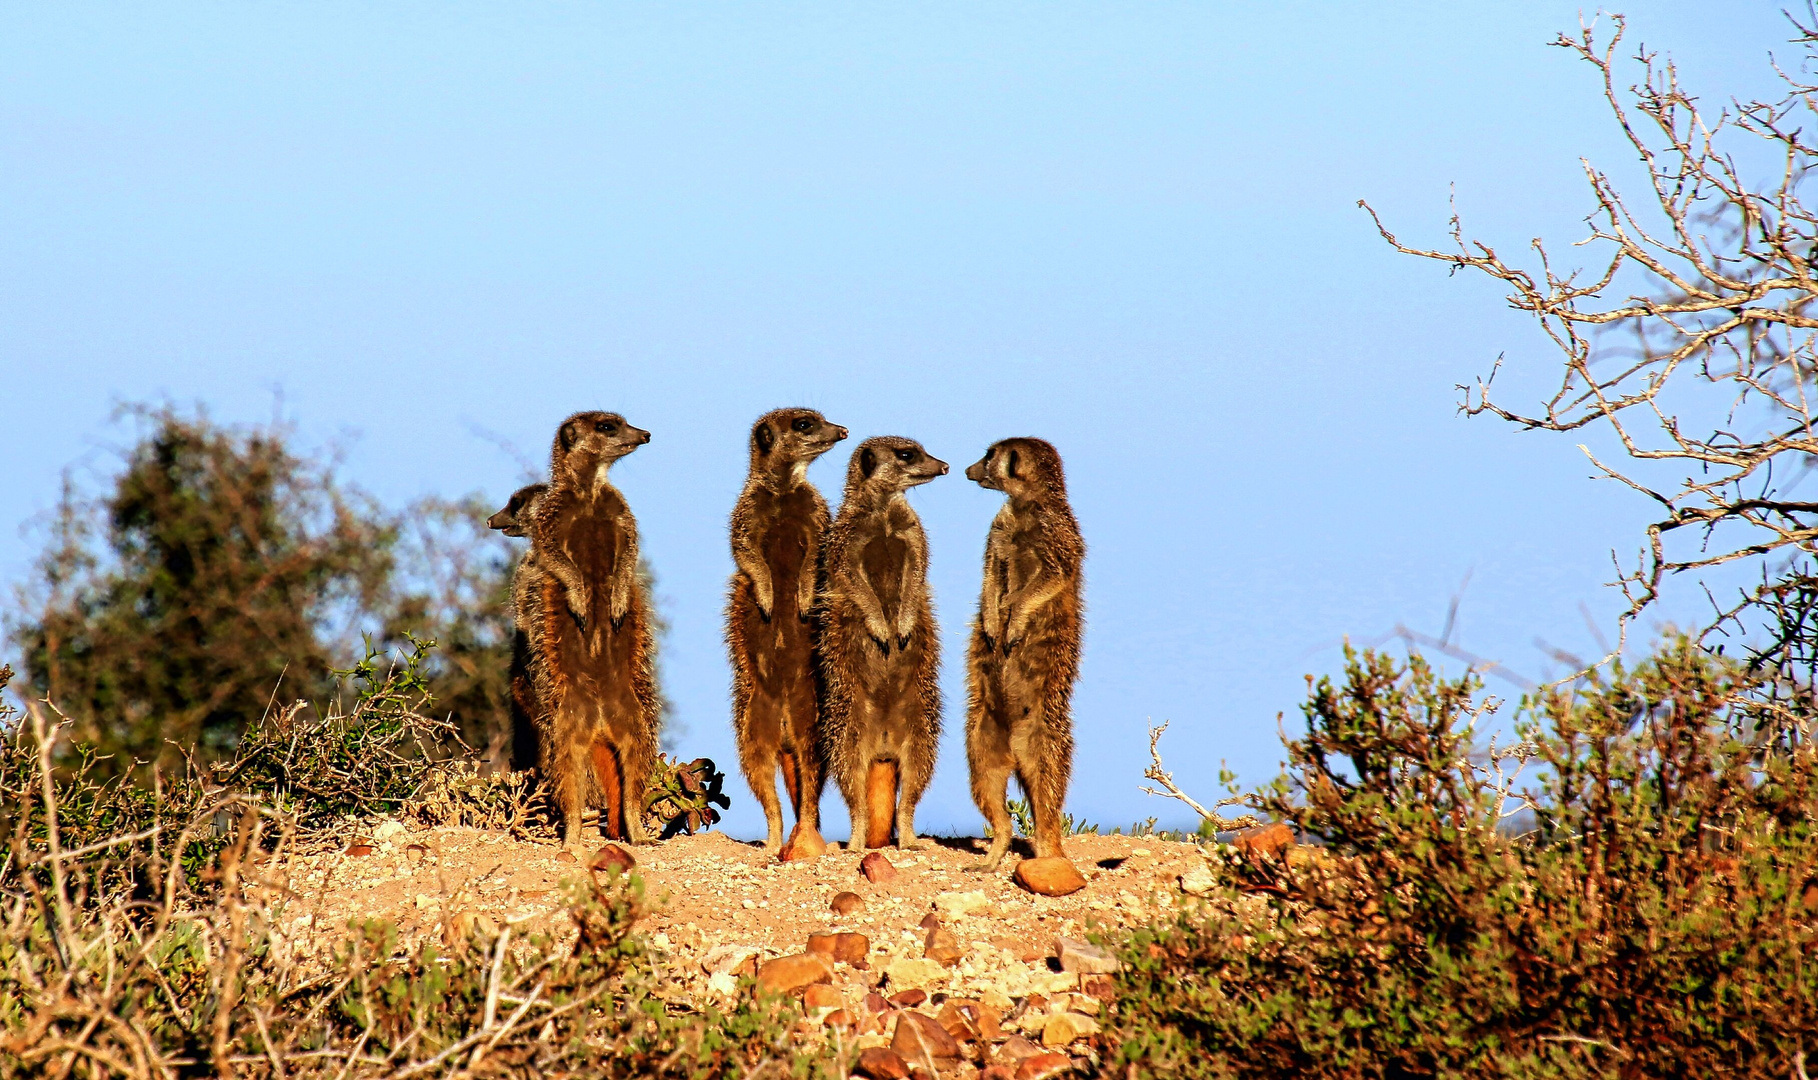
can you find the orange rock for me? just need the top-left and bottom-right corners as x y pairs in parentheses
(982, 1067), (1015, 1080)
(918, 911), (942, 931)
(345, 843), (374, 857)
(830, 890), (866, 915)
(989, 935), (1042, 962)
(754, 953), (833, 997)
(976, 1002), (1005, 1042)
(892, 1009), (962, 1071)
(853, 1047), (910, 1079)
(1016, 1051), (1074, 1080)
(779, 823), (827, 862)
(1078, 973), (1116, 1001)
(807, 931), (870, 964)
(589, 843), (636, 876)
(887, 988), (927, 1008)
(555, 849), (578, 864)
(924, 927), (965, 967)
(860, 852), (898, 884)
(803, 983), (843, 1013)
(935, 1001), (980, 1042)
(824, 1008), (857, 1032)
(1235, 821), (1295, 862)
(1014, 856), (1086, 896)
(995, 1035), (1046, 1063)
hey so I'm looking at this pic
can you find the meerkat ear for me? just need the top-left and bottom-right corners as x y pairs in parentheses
(859, 447), (878, 478)
(559, 420), (579, 454)
(754, 422), (775, 455)
(1007, 449), (1020, 479)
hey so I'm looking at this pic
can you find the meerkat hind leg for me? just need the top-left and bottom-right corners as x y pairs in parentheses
(1023, 760), (1067, 861)
(969, 760), (1017, 871)
(738, 732), (786, 853)
(864, 761), (896, 849)
(780, 751), (801, 819)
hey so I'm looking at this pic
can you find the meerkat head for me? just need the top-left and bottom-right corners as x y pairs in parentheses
(551, 411), (651, 476)
(749, 408), (848, 473)
(486, 482), (549, 537)
(846, 436), (948, 496)
(965, 437), (1067, 501)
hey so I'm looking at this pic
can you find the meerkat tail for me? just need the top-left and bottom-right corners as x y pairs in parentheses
(780, 751), (801, 811)
(865, 760), (897, 849)
(592, 741), (625, 842)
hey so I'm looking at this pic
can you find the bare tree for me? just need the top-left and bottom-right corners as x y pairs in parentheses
(1362, 12), (1818, 684)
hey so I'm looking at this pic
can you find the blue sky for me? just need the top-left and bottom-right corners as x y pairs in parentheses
(0, 2), (1797, 839)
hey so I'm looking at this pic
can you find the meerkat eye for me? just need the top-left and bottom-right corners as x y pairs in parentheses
(792, 417), (814, 434)
(595, 419), (616, 434)
(895, 448), (917, 463)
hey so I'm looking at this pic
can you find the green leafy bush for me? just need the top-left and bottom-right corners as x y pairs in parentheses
(1105, 639), (1818, 1079)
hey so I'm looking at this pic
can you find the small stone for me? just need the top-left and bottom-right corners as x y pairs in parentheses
(1014, 857), (1086, 897)
(853, 1047), (911, 1080)
(1179, 862), (1215, 896)
(590, 844), (636, 876)
(345, 844), (374, 857)
(1078, 973), (1115, 1001)
(441, 909), (475, 949)
(983, 1067), (1015, 1080)
(807, 932), (870, 964)
(779, 824), (827, 862)
(741, 898), (756, 909)
(705, 971), (738, 998)
(865, 991), (891, 1014)
(1055, 937), (1120, 975)
(373, 819), (407, 842)
(1039, 1012), (1100, 1047)
(918, 911), (942, 931)
(405, 843), (429, 863)
(892, 1010), (963, 1072)
(755, 953), (834, 996)
(825, 1008), (857, 1031)
(989, 936), (1042, 962)
(924, 927), (965, 967)
(831, 890), (866, 915)
(1129, 847), (1152, 857)
(976, 1002), (1006, 1041)
(935, 1001), (980, 1042)
(555, 850), (578, 864)
(860, 852), (899, 884)
(932, 890), (990, 919)
(700, 944), (761, 978)
(1015, 1051), (1074, 1079)
(887, 988), (928, 1009)
(1235, 821), (1295, 862)
(803, 983), (843, 1013)
(980, 987), (1014, 1012)
(882, 957), (946, 992)
(996, 1035), (1046, 1062)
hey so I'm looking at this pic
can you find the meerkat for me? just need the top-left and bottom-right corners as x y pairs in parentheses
(726, 409), (849, 854)
(819, 436), (948, 850)
(962, 438), (1085, 871)
(487, 483), (550, 773)
(526, 412), (662, 849)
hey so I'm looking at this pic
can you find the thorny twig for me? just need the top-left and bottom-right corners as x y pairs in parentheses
(1139, 721), (1264, 831)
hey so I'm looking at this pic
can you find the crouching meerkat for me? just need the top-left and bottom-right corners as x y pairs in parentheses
(819, 436), (948, 850)
(963, 438), (1084, 871)
(487, 483), (550, 773)
(528, 412), (662, 849)
(726, 408), (849, 854)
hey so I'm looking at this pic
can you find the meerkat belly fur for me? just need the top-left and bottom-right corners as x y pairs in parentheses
(962, 438), (1085, 871)
(726, 409), (849, 853)
(487, 483), (551, 774)
(527, 412), (661, 849)
(818, 436), (949, 850)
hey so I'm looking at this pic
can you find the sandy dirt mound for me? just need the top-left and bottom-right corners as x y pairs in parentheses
(269, 821), (1216, 1066)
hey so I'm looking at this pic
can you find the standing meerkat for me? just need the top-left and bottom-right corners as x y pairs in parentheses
(527, 412), (661, 849)
(819, 436), (948, 850)
(487, 483), (550, 773)
(962, 438), (1085, 871)
(726, 408), (849, 854)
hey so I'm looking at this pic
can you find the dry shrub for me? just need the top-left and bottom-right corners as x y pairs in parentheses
(1106, 639), (1818, 1079)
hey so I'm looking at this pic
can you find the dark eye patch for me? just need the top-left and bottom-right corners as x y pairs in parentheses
(792, 417), (814, 433)
(595, 419), (617, 434)
(895, 448), (917, 463)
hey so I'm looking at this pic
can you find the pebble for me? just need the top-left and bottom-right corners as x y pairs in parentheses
(932, 891), (989, 919)
(860, 852), (899, 884)
(1055, 937), (1119, 974)
(830, 891), (865, 915)
(1179, 863), (1215, 896)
